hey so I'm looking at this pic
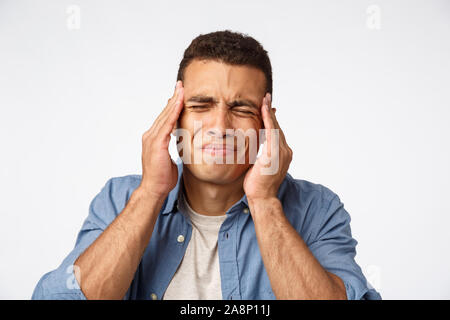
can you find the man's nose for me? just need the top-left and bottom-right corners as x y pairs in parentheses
(206, 107), (233, 139)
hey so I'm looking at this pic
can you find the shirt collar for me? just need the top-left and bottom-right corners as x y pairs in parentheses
(161, 159), (184, 215)
(161, 158), (249, 215)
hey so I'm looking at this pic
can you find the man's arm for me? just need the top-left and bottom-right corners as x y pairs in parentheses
(72, 81), (185, 300)
(248, 197), (347, 300)
(244, 93), (346, 299)
(73, 189), (164, 299)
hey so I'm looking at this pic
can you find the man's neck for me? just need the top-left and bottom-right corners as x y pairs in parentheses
(182, 167), (245, 217)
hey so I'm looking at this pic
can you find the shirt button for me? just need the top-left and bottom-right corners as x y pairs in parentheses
(243, 208), (249, 214)
(150, 293), (157, 300)
(177, 234), (185, 243)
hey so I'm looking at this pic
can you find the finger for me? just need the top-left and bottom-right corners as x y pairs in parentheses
(160, 86), (185, 137)
(147, 93), (183, 149)
(266, 93), (288, 146)
(154, 81), (182, 124)
(160, 91), (184, 148)
(153, 85), (184, 140)
(261, 94), (275, 130)
(157, 81), (182, 123)
(262, 94), (289, 160)
(147, 81), (183, 135)
(266, 93), (280, 129)
(261, 94), (275, 157)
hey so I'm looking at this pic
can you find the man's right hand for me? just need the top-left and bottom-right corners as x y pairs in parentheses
(138, 81), (185, 200)
(72, 81), (185, 299)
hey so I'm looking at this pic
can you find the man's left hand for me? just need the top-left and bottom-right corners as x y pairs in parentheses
(243, 93), (293, 202)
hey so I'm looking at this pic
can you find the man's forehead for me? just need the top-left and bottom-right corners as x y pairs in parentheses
(183, 60), (266, 96)
(185, 88), (255, 100)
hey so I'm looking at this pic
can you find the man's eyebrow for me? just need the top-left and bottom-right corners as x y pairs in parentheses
(186, 95), (219, 104)
(186, 95), (259, 110)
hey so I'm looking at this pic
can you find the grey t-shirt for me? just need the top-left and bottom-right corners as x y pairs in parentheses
(162, 191), (227, 300)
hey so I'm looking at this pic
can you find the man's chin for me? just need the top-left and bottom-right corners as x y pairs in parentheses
(183, 162), (249, 185)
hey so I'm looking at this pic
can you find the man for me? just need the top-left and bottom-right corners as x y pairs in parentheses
(32, 30), (381, 300)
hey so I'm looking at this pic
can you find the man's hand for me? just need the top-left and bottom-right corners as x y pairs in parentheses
(243, 93), (293, 203)
(74, 81), (185, 299)
(139, 81), (185, 199)
(243, 94), (346, 299)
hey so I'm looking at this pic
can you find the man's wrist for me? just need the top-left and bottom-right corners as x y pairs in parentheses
(135, 184), (168, 202)
(247, 195), (279, 205)
(247, 196), (283, 220)
(131, 186), (168, 212)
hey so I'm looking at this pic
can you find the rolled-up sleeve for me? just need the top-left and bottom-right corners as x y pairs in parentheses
(307, 190), (382, 300)
(32, 177), (130, 300)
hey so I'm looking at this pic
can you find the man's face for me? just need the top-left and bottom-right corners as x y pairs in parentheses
(177, 59), (267, 185)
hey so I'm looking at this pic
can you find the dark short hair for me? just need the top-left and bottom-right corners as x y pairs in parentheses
(177, 30), (272, 95)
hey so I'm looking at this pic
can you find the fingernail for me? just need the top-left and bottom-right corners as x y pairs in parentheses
(267, 93), (271, 104)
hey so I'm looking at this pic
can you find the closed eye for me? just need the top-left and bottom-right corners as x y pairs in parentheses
(188, 105), (256, 116)
(189, 105), (209, 110)
(232, 107), (255, 115)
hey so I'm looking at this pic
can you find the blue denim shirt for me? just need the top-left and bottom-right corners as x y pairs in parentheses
(32, 160), (381, 300)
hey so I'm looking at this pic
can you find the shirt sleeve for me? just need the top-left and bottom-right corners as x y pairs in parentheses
(31, 177), (134, 300)
(307, 189), (382, 300)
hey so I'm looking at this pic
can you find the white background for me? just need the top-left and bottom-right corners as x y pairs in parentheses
(1, 0), (449, 299)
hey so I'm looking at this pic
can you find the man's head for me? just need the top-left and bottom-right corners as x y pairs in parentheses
(177, 30), (272, 96)
(175, 30), (273, 185)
